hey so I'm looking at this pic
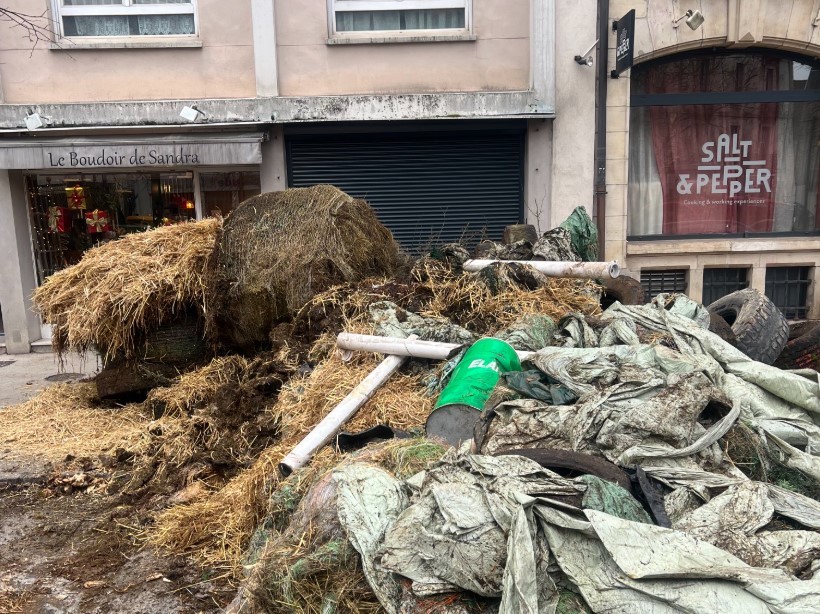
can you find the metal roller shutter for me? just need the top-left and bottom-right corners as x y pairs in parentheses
(286, 128), (524, 251)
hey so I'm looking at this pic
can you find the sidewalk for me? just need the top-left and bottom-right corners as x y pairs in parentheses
(0, 351), (100, 408)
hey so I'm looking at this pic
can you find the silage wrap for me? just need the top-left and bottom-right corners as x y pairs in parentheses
(558, 205), (598, 262)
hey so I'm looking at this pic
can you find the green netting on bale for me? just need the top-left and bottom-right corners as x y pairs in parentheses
(559, 206), (598, 262)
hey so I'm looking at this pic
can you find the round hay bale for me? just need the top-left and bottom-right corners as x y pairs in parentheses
(214, 185), (401, 351)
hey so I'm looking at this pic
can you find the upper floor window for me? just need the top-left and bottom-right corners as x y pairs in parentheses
(329, 0), (470, 38)
(52, 0), (197, 38)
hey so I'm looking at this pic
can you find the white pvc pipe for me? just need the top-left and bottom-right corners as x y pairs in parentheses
(462, 259), (620, 279)
(336, 332), (535, 362)
(279, 339), (414, 476)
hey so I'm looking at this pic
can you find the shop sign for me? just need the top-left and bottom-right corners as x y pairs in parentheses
(611, 9), (635, 78)
(0, 135), (263, 169)
(44, 146), (203, 169)
(675, 133), (772, 204)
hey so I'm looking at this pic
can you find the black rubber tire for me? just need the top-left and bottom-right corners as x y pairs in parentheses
(774, 321), (820, 371)
(707, 289), (789, 365)
(708, 311), (737, 346)
(601, 275), (645, 308)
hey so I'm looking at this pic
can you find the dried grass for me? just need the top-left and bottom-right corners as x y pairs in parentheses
(147, 351), (433, 575)
(33, 219), (220, 362)
(415, 260), (601, 334)
(0, 382), (147, 462)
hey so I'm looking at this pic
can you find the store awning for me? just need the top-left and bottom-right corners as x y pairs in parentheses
(0, 132), (264, 170)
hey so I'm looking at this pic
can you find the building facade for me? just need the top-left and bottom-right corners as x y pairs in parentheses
(605, 0), (820, 319)
(0, 0), (599, 354)
(0, 0), (817, 355)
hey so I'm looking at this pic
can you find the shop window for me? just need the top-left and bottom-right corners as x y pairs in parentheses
(702, 267), (749, 306)
(628, 51), (820, 238)
(199, 171), (261, 218)
(26, 172), (195, 284)
(53, 0), (197, 38)
(765, 266), (810, 319)
(329, 0), (470, 36)
(640, 269), (687, 301)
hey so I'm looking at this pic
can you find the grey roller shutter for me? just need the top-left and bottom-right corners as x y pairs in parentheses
(286, 129), (524, 251)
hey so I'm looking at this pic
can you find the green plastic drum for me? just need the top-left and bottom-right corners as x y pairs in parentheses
(426, 338), (521, 446)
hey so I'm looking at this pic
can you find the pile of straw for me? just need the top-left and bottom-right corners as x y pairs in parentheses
(147, 351), (434, 574)
(0, 382), (147, 462)
(33, 219), (220, 362)
(212, 186), (403, 351)
(120, 351), (298, 496)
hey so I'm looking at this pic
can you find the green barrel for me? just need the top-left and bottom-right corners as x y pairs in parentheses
(427, 338), (522, 446)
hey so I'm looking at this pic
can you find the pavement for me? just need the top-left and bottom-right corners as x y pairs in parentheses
(0, 351), (100, 408)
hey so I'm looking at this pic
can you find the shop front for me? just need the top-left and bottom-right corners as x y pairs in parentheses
(624, 50), (820, 318)
(0, 132), (264, 352)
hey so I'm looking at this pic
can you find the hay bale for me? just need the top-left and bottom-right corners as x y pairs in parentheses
(33, 219), (220, 362)
(213, 186), (401, 351)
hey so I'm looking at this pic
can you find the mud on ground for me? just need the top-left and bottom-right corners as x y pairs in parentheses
(0, 461), (232, 614)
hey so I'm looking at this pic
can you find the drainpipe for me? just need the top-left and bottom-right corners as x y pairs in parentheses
(594, 0), (609, 258)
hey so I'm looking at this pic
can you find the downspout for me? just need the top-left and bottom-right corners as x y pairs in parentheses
(594, 0), (609, 258)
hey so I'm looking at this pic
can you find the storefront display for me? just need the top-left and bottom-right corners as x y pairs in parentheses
(628, 51), (820, 237)
(27, 172), (196, 284)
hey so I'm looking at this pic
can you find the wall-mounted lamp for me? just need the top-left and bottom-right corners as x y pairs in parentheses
(673, 9), (705, 30)
(574, 39), (598, 66)
(179, 105), (204, 122)
(25, 111), (47, 130)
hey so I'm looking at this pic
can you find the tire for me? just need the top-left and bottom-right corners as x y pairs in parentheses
(774, 321), (820, 371)
(708, 311), (737, 346)
(707, 289), (789, 365)
(601, 275), (645, 308)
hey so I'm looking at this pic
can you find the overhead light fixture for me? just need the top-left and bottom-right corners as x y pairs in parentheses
(673, 9), (705, 30)
(574, 39), (598, 67)
(179, 105), (204, 122)
(25, 111), (46, 130)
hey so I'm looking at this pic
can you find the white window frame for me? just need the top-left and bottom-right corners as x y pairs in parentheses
(326, 0), (474, 44)
(49, 0), (200, 49)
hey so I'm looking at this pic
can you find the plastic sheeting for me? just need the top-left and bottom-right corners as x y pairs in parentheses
(333, 453), (820, 614)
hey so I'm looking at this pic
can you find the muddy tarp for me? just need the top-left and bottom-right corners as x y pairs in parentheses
(369, 301), (475, 344)
(603, 295), (820, 449)
(333, 453), (820, 614)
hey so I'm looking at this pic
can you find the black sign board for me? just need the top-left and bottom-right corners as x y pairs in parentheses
(611, 9), (635, 78)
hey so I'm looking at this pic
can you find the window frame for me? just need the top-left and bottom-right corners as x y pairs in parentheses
(326, 0), (473, 44)
(49, 0), (200, 48)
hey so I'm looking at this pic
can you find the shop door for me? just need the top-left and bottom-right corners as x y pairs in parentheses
(286, 127), (525, 251)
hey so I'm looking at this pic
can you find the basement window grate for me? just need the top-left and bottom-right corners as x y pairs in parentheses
(702, 268), (749, 306)
(765, 266), (810, 319)
(641, 269), (687, 301)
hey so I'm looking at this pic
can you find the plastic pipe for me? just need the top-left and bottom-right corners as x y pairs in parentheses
(462, 259), (620, 279)
(278, 336), (416, 476)
(336, 332), (535, 362)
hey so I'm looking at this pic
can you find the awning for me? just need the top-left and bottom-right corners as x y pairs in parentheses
(0, 132), (264, 170)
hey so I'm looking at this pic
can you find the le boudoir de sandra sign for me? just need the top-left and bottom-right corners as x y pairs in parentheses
(45, 146), (202, 168)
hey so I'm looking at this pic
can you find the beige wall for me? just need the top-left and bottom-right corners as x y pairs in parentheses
(606, 0), (820, 317)
(0, 0), (256, 103)
(275, 0), (530, 96)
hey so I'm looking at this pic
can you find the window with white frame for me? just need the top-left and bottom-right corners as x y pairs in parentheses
(329, 0), (471, 36)
(52, 0), (197, 38)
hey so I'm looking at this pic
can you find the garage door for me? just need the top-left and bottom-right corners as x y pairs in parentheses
(286, 126), (525, 251)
